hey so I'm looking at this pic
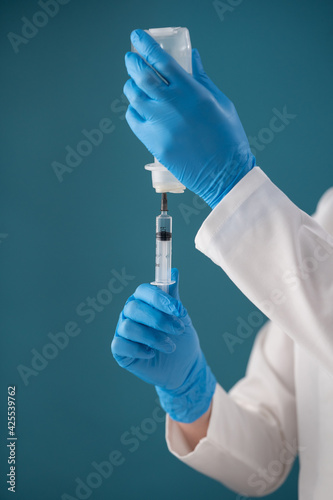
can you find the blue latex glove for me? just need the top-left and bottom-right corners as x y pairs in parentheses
(123, 29), (256, 209)
(111, 269), (216, 423)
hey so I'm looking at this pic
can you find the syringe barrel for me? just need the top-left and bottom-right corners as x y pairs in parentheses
(155, 212), (172, 287)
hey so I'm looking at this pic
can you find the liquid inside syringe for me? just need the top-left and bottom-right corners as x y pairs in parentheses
(152, 193), (175, 294)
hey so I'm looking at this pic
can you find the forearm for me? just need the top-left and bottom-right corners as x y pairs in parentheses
(166, 379), (296, 496)
(195, 167), (333, 377)
(173, 402), (212, 452)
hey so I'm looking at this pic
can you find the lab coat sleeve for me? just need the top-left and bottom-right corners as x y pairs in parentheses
(166, 168), (333, 494)
(195, 167), (333, 377)
(166, 320), (297, 496)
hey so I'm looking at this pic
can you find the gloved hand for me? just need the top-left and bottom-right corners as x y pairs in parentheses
(123, 29), (256, 209)
(111, 269), (216, 423)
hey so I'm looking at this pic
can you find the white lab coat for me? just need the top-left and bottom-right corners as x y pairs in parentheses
(165, 167), (333, 499)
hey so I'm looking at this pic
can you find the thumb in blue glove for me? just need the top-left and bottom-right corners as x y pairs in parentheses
(111, 269), (216, 423)
(124, 29), (255, 209)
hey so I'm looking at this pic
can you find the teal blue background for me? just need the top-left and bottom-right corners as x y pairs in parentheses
(1, 0), (332, 499)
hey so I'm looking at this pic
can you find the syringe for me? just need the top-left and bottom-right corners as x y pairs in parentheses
(151, 193), (175, 294)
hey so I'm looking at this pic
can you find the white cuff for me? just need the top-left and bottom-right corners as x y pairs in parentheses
(195, 167), (268, 257)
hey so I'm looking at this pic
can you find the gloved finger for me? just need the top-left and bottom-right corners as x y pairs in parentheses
(192, 48), (230, 107)
(130, 29), (183, 83)
(125, 52), (167, 100)
(123, 78), (156, 121)
(111, 336), (155, 364)
(124, 294), (135, 306)
(191, 48), (206, 76)
(168, 268), (181, 302)
(125, 104), (146, 132)
(117, 317), (176, 353)
(133, 281), (186, 318)
(123, 298), (185, 335)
